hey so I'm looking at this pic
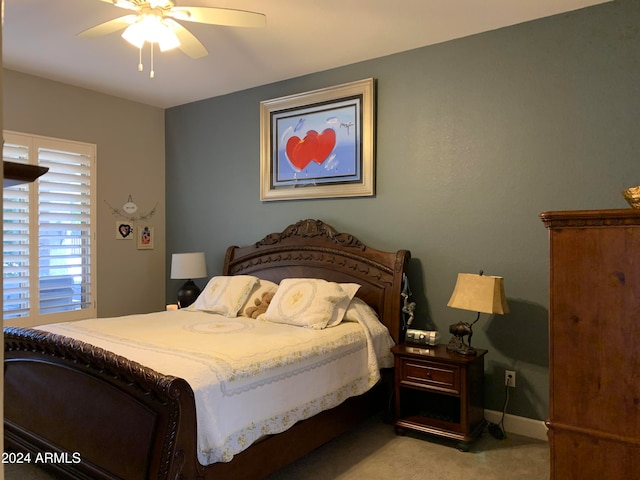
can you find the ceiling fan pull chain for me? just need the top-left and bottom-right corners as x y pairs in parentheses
(150, 43), (155, 78)
(138, 46), (143, 72)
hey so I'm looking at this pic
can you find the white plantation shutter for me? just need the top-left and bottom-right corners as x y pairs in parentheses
(3, 140), (31, 320)
(3, 131), (97, 326)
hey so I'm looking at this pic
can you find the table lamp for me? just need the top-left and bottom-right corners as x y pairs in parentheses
(170, 252), (207, 308)
(446, 271), (509, 355)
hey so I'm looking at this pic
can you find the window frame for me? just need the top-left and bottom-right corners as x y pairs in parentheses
(3, 131), (97, 327)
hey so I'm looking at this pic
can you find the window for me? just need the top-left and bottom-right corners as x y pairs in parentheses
(3, 131), (96, 326)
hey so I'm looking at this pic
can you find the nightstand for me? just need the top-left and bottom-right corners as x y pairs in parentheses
(391, 344), (487, 451)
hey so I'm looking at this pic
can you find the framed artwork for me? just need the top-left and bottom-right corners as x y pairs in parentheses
(137, 226), (154, 250)
(260, 78), (375, 201)
(116, 221), (134, 240)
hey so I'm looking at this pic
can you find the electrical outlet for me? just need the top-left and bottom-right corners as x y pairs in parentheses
(505, 370), (516, 388)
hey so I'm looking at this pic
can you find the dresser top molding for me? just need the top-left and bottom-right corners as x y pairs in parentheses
(540, 209), (640, 229)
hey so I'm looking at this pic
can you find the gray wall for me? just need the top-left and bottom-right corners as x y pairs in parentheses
(4, 69), (167, 319)
(166, 0), (640, 421)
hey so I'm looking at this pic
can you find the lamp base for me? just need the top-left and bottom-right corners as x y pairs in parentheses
(177, 279), (201, 309)
(446, 321), (477, 356)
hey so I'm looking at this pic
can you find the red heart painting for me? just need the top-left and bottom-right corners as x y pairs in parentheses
(285, 128), (336, 171)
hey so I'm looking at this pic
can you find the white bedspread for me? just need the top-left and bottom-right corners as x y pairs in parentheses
(37, 304), (394, 465)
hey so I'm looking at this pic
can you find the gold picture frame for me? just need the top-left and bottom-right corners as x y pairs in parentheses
(260, 78), (375, 201)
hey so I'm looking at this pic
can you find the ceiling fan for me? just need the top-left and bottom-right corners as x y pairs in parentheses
(79, 0), (266, 76)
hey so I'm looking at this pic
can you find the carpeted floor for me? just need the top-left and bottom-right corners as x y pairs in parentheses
(267, 415), (549, 480)
(5, 415), (549, 479)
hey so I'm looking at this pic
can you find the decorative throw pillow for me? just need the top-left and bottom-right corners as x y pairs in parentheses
(262, 278), (360, 329)
(240, 279), (279, 317)
(189, 275), (258, 317)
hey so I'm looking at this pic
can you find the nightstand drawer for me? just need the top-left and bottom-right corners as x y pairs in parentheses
(400, 360), (460, 394)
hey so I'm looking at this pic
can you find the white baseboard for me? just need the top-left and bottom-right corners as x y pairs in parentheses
(484, 410), (548, 442)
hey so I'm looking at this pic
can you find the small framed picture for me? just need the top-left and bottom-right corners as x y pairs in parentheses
(116, 221), (134, 240)
(137, 226), (154, 250)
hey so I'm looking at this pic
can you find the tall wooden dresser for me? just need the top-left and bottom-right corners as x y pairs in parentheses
(540, 210), (640, 480)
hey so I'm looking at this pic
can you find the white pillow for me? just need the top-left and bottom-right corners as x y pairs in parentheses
(261, 278), (360, 329)
(343, 296), (378, 323)
(190, 275), (258, 317)
(239, 278), (279, 317)
(326, 283), (361, 327)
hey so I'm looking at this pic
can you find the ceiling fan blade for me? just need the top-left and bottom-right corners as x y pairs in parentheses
(77, 15), (138, 38)
(168, 6), (266, 28)
(97, 0), (139, 10)
(168, 20), (208, 58)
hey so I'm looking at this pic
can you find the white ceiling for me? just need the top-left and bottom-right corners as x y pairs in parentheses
(3, 0), (611, 109)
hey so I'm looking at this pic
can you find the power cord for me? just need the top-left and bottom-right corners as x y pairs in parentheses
(488, 374), (511, 440)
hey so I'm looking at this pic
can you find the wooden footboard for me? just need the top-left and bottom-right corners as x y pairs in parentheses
(4, 327), (198, 480)
(5, 327), (392, 480)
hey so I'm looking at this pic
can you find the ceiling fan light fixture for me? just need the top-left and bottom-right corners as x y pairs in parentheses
(121, 15), (180, 51)
(121, 22), (145, 48)
(81, 0), (265, 78)
(157, 27), (180, 51)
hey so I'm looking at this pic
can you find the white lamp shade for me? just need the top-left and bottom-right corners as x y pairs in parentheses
(447, 273), (509, 315)
(171, 252), (207, 280)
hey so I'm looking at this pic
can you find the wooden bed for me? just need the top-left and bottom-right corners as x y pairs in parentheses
(4, 219), (410, 480)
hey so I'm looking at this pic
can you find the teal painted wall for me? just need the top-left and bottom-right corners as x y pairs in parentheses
(165, 0), (640, 421)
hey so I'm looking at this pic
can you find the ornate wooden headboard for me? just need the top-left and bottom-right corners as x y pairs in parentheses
(222, 219), (411, 344)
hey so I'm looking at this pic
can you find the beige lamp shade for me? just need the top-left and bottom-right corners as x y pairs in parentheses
(170, 252), (207, 280)
(447, 273), (509, 315)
